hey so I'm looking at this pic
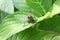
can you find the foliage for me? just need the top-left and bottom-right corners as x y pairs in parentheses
(0, 0), (60, 40)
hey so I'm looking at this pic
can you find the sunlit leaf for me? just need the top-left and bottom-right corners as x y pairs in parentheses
(51, 0), (60, 15)
(12, 0), (30, 12)
(26, 0), (52, 17)
(0, 0), (14, 13)
(0, 11), (33, 40)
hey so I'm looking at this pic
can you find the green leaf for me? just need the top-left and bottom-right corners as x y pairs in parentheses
(51, 0), (60, 16)
(0, 11), (33, 40)
(0, 0), (14, 13)
(52, 36), (60, 40)
(7, 27), (55, 40)
(38, 15), (60, 33)
(0, 10), (9, 23)
(52, 0), (56, 4)
(26, 0), (52, 17)
(12, 0), (30, 12)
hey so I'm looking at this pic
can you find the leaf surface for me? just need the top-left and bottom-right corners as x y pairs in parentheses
(26, 0), (52, 17)
(0, 0), (14, 13)
(0, 11), (33, 40)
